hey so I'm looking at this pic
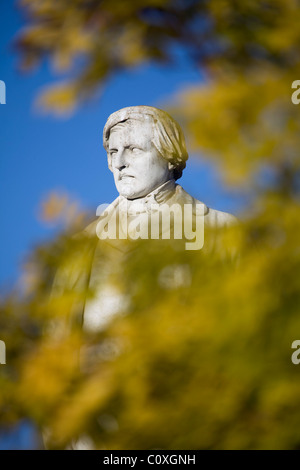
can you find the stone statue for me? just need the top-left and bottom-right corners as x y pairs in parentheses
(49, 106), (238, 448)
(84, 105), (236, 244)
(79, 105), (237, 332)
(52, 106), (238, 334)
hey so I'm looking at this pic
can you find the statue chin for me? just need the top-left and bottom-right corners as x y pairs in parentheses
(116, 180), (151, 200)
(119, 190), (147, 200)
(115, 183), (135, 199)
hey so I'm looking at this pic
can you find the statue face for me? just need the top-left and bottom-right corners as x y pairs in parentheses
(108, 119), (172, 199)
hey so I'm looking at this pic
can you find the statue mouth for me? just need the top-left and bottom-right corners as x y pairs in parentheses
(119, 174), (134, 180)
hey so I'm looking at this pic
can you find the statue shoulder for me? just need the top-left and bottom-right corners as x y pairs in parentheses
(80, 197), (120, 238)
(175, 184), (238, 228)
(204, 207), (238, 228)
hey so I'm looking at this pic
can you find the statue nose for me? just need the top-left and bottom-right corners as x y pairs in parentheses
(114, 149), (129, 170)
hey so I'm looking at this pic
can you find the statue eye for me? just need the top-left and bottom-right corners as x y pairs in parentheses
(130, 146), (141, 153)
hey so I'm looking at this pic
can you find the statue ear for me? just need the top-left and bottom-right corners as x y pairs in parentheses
(168, 162), (176, 171)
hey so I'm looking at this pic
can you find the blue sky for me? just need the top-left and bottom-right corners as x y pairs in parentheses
(0, 2), (244, 287)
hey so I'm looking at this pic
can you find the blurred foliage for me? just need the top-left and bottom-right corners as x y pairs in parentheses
(1, 202), (300, 449)
(0, 0), (300, 450)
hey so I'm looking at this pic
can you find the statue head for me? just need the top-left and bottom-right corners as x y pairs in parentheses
(103, 106), (188, 200)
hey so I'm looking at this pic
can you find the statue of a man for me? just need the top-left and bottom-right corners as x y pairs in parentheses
(49, 106), (238, 448)
(79, 106), (237, 331)
(84, 105), (236, 244)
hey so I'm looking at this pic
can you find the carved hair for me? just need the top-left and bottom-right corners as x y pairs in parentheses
(103, 106), (189, 180)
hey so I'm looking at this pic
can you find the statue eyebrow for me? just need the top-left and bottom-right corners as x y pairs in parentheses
(109, 144), (142, 151)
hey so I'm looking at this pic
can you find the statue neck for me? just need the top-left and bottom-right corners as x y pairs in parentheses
(119, 179), (176, 214)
